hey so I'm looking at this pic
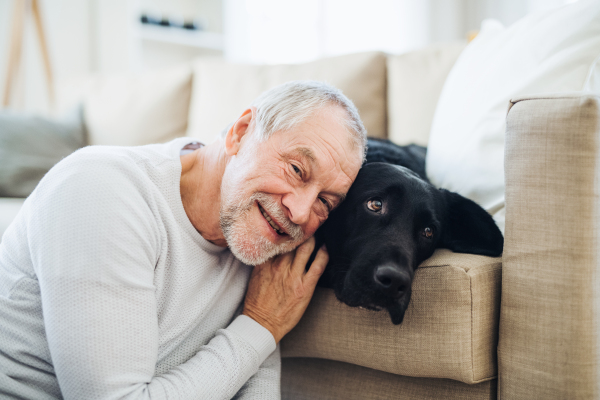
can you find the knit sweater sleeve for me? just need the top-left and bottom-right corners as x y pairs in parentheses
(29, 151), (276, 400)
(233, 344), (281, 399)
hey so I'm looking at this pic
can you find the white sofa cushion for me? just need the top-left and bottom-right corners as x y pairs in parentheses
(426, 1), (600, 233)
(186, 52), (386, 144)
(387, 42), (465, 146)
(58, 65), (192, 146)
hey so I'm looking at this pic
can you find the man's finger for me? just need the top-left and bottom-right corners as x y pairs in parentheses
(291, 236), (316, 276)
(303, 245), (328, 287)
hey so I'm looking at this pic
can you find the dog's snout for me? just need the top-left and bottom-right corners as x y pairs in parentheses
(373, 265), (410, 299)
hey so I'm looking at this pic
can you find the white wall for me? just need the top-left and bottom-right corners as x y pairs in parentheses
(0, 1), (16, 109)
(463, 0), (573, 30)
(224, 0), (434, 64)
(0, 0), (96, 115)
(0, 0), (578, 114)
(0, 0), (222, 115)
(224, 0), (579, 64)
(321, 0), (431, 57)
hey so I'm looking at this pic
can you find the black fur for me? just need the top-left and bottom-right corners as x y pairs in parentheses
(313, 138), (503, 325)
(364, 138), (428, 181)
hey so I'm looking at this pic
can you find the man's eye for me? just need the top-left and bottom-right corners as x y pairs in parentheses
(292, 164), (302, 176)
(319, 197), (330, 210)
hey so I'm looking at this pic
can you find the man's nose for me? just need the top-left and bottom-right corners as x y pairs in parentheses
(282, 189), (317, 226)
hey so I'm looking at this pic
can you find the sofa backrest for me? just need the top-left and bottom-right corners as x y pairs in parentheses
(387, 42), (465, 146)
(186, 52), (387, 144)
(57, 65), (192, 146)
(56, 43), (465, 148)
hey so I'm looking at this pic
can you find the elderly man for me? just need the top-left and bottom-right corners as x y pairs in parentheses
(0, 81), (366, 399)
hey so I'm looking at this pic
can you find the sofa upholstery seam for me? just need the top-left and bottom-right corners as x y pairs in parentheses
(470, 270), (475, 384)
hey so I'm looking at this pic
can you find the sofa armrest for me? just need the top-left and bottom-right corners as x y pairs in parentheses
(281, 249), (501, 385)
(499, 93), (600, 399)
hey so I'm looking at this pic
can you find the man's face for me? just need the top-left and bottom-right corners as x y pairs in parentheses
(220, 106), (363, 265)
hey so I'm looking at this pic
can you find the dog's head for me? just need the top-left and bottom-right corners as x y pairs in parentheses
(316, 162), (503, 325)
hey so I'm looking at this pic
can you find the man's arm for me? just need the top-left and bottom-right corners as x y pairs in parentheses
(30, 152), (276, 399)
(233, 345), (281, 399)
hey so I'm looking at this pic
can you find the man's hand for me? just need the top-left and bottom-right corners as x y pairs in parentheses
(242, 237), (328, 343)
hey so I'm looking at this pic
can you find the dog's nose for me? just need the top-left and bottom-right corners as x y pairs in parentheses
(373, 265), (410, 299)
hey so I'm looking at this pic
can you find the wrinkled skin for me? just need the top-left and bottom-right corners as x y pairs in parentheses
(314, 139), (504, 325)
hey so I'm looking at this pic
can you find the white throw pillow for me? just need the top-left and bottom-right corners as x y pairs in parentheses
(58, 65), (192, 146)
(387, 42), (466, 146)
(186, 52), (387, 144)
(426, 0), (600, 234)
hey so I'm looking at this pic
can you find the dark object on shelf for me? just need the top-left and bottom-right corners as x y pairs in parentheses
(183, 20), (199, 30)
(140, 14), (162, 26)
(140, 13), (202, 31)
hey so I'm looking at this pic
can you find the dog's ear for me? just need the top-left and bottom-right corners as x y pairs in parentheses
(439, 189), (504, 257)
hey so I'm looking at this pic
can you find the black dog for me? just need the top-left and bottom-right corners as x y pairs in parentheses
(314, 138), (503, 325)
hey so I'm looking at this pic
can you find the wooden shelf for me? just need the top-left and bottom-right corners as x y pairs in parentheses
(136, 24), (224, 51)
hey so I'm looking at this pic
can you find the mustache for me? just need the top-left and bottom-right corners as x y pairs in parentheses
(251, 192), (303, 241)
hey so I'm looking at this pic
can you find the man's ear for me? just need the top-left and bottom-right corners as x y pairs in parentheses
(225, 107), (256, 157)
(439, 189), (504, 257)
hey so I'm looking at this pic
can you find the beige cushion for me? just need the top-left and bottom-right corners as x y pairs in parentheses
(186, 52), (386, 143)
(282, 358), (496, 400)
(499, 93), (600, 399)
(387, 42), (465, 146)
(281, 249), (501, 384)
(58, 65), (192, 146)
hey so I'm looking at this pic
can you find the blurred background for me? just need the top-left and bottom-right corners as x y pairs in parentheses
(0, 0), (577, 116)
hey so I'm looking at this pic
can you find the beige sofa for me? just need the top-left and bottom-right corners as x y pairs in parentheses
(2, 43), (598, 399)
(281, 91), (600, 400)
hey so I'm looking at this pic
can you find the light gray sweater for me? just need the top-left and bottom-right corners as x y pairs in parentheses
(0, 138), (279, 399)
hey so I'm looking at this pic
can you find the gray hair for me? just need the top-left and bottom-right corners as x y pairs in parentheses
(222, 80), (367, 160)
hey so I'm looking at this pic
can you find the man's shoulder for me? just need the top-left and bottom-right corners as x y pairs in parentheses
(57, 145), (155, 172)
(51, 144), (175, 187)
(35, 145), (174, 206)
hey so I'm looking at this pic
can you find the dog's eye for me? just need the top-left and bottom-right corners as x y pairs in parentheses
(367, 199), (383, 212)
(422, 227), (434, 239)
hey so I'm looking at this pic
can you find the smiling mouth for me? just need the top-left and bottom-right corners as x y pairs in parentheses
(258, 202), (286, 236)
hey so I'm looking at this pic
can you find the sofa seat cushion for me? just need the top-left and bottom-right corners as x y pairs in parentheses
(282, 358), (497, 400)
(186, 52), (386, 144)
(280, 249), (501, 384)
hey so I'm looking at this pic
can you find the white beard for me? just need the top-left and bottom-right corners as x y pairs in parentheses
(220, 180), (304, 266)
